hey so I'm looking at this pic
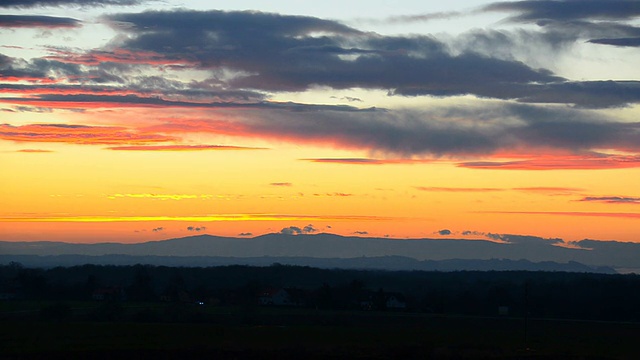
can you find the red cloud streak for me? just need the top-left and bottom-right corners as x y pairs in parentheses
(302, 158), (436, 165)
(485, 211), (640, 219)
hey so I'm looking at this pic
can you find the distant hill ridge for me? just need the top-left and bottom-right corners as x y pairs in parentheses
(1, 233), (639, 271)
(0, 254), (615, 274)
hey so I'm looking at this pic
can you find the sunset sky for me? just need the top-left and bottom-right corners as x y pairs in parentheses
(1, 0), (640, 244)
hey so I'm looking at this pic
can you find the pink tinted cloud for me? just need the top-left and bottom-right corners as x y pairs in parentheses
(16, 148), (54, 153)
(458, 153), (640, 170)
(107, 144), (266, 151)
(0, 123), (175, 145)
(302, 158), (436, 165)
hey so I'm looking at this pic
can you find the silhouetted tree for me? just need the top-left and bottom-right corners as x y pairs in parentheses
(128, 265), (156, 301)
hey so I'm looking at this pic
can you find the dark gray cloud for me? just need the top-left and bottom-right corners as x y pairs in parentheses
(353, 231), (369, 235)
(515, 81), (640, 108)
(503, 234), (563, 246)
(223, 103), (640, 156)
(302, 224), (317, 233)
(98, 9), (640, 108)
(186, 226), (206, 232)
(152, 227), (163, 232)
(280, 224), (316, 235)
(484, 0), (640, 22)
(280, 226), (302, 235)
(396, 76), (640, 109)
(3, 9), (638, 113)
(238, 232), (253, 237)
(0, 0), (144, 8)
(580, 196), (640, 204)
(0, 15), (81, 28)
(438, 229), (452, 236)
(105, 10), (562, 98)
(589, 37), (640, 47)
(450, 23), (640, 63)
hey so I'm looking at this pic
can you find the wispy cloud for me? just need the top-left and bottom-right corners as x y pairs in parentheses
(43, 47), (193, 66)
(16, 148), (54, 153)
(0, 214), (399, 222)
(0, 0), (146, 8)
(358, 11), (465, 25)
(416, 187), (503, 192)
(482, 211), (640, 219)
(269, 182), (293, 187)
(0, 15), (81, 28)
(416, 186), (583, 194)
(107, 193), (214, 201)
(461, 230), (508, 242)
(481, 0), (640, 49)
(459, 153), (640, 170)
(302, 158), (436, 165)
(313, 193), (353, 197)
(513, 187), (584, 194)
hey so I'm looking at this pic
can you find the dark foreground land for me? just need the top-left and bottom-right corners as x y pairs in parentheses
(2, 263), (640, 358)
(2, 311), (639, 359)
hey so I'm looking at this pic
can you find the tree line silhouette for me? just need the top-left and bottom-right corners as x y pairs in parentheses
(2, 262), (640, 322)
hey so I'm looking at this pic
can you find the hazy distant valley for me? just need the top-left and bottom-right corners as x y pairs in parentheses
(2, 233), (637, 273)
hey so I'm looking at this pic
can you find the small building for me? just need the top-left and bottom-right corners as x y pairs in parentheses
(0, 281), (21, 300)
(259, 288), (305, 306)
(385, 292), (407, 310)
(360, 290), (407, 311)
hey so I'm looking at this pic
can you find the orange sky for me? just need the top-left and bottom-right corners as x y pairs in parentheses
(1, 1), (640, 244)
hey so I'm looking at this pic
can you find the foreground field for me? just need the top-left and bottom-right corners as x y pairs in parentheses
(1, 310), (638, 359)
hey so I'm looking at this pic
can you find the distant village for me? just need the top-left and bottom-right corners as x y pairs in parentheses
(83, 284), (408, 312)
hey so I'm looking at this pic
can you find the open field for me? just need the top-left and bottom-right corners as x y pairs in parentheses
(1, 306), (638, 359)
